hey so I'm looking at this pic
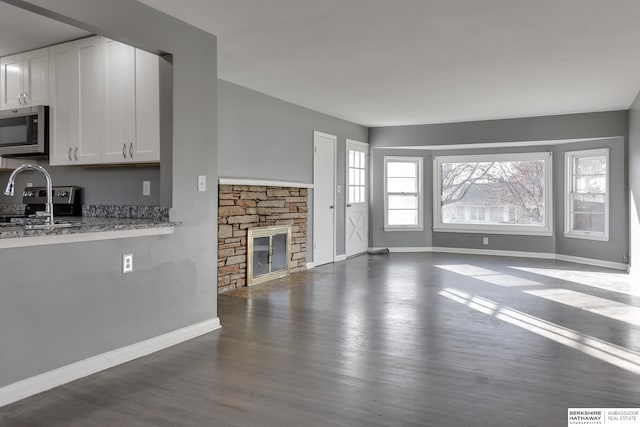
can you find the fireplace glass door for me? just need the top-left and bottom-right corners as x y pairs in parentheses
(247, 225), (292, 285)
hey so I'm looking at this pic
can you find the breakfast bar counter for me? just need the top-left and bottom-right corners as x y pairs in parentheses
(0, 206), (177, 249)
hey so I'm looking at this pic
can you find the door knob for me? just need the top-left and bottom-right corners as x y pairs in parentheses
(329, 205), (334, 209)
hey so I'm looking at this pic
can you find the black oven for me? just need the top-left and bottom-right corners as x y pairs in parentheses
(0, 105), (48, 157)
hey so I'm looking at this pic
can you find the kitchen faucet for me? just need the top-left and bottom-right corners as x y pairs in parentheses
(4, 164), (54, 225)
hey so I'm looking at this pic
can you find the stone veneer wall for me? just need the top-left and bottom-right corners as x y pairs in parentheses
(217, 184), (308, 293)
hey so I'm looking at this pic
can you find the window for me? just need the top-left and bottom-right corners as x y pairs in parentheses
(564, 148), (609, 241)
(433, 152), (553, 235)
(348, 149), (366, 204)
(384, 156), (423, 231)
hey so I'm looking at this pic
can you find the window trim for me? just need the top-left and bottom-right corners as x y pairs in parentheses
(384, 156), (424, 232)
(433, 152), (554, 236)
(564, 148), (610, 241)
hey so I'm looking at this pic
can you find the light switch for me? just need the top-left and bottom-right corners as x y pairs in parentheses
(337, 185), (342, 193)
(198, 175), (207, 192)
(143, 181), (151, 196)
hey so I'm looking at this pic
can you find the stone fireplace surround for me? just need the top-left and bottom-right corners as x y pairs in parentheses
(217, 179), (310, 293)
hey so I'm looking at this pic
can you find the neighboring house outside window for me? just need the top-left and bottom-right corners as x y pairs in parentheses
(384, 156), (423, 231)
(564, 148), (609, 241)
(433, 152), (553, 235)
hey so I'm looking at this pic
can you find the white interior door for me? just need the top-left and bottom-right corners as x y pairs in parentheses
(313, 131), (336, 266)
(346, 140), (369, 257)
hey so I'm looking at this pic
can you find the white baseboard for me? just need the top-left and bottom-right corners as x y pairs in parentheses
(367, 246), (628, 271)
(432, 246), (555, 260)
(390, 247), (432, 253)
(335, 254), (347, 262)
(0, 317), (221, 409)
(369, 247), (431, 253)
(306, 262), (314, 270)
(555, 254), (628, 271)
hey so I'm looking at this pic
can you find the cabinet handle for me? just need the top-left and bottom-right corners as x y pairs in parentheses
(74, 147), (78, 161)
(22, 93), (28, 104)
(18, 94), (24, 105)
(122, 143), (127, 159)
(129, 142), (133, 158)
(68, 147), (72, 161)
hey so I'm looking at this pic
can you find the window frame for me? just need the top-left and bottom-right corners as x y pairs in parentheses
(564, 148), (609, 241)
(433, 152), (554, 236)
(384, 156), (424, 232)
(347, 147), (367, 205)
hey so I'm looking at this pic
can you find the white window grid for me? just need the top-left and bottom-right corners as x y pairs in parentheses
(348, 150), (366, 204)
(384, 156), (423, 231)
(564, 148), (609, 241)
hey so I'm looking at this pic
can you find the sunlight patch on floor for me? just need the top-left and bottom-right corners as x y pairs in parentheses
(524, 288), (640, 327)
(439, 287), (640, 375)
(508, 266), (638, 296)
(436, 264), (542, 287)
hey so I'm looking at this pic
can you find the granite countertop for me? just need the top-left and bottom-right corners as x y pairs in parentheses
(0, 216), (177, 240)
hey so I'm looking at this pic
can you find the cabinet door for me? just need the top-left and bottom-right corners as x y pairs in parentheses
(22, 48), (49, 106)
(48, 42), (76, 166)
(102, 39), (135, 163)
(74, 36), (103, 164)
(0, 53), (24, 110)
(134, 49), (160, 162)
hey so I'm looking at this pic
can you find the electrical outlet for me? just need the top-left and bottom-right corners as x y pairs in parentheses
(26, 182), (33, 187)
(483, 237), (489, 245)
(143, 181), (151, 196)
(122, 254), (133, 274)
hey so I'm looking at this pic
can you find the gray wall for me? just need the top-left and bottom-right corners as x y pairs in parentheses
(370, 149), (432, 249)
(554, 138), (628, 263)
(218, 80), (368, 257)
(0, 163), (161, 205)
(629, 93), (640, 274)
(0, 0), (217, 388)
(371, 111), (628, 148)
(369, 111), (629, 263)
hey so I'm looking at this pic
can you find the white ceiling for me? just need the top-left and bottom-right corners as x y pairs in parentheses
(3, 1), (640, 127)
(0, 2), (89, 57)
(136, 2), (640, 126)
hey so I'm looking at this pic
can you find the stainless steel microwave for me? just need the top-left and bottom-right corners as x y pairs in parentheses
(0, 105), (48, 157)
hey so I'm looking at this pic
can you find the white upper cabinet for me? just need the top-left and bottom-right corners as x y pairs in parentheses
(0, 47), (49, 110)
(3, 36), (161, 166)
(75, 37), (104, 165)
(102, 39), (136, 163)
(133, 48), (161, 163)
(48, 41), (76, 166)
(102, 39), (160, 164)
(49, 37), (103, 166)
(48, 36), (160, 166)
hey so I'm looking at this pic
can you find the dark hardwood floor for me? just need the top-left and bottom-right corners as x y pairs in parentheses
(1, 253), (639, 426)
